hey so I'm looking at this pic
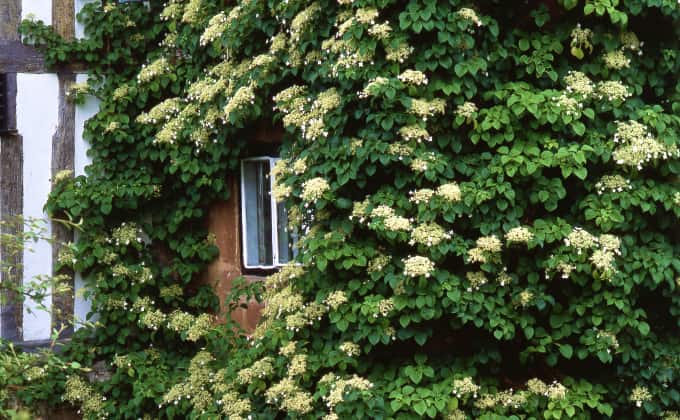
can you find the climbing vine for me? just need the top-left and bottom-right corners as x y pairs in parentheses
(8, 0), (680, 418)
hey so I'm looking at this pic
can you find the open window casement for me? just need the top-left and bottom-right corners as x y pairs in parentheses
(241, 157), (297, 269)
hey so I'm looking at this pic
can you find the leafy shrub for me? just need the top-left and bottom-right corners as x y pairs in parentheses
(15, 0), (680, 418)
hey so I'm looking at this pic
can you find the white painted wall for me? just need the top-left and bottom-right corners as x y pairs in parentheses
(21, 0), (52, 25)
(73, 73), (99, 329)
(17, 73), (59, 341)
(75, 0), (98, 39)
(74, 74), (96, 176)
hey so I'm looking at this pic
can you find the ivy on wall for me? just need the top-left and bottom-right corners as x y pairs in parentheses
(9, 0), (680, 418)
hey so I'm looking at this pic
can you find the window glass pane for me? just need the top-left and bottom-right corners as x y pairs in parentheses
(276, 202), (298, 264)
(243, 160), (273, 266)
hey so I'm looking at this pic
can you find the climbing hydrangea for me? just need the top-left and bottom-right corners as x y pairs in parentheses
(17, 0), (680, 418)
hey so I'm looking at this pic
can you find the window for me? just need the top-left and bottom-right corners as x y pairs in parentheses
(241, 157), (297, 269)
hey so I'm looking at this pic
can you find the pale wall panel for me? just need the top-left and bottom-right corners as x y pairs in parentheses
(74, 0), (97, 39)
(17, 73), (59, 341)
(21, 0), (52, 25)
(73, 73), (99, 328)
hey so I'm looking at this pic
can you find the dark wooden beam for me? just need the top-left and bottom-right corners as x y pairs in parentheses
(0, 40), (47, 73)
(0, 128), (24, 342)
(51, 74), (76, 337)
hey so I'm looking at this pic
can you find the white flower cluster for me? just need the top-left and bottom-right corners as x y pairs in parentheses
(358, 76), (390, 98)
(564, 227), (622, 279)
(612, 120), (679, 169)
(553, 94), (582, 116)
(564, 227), (598, 254)
(505, 226), (533, 244)
(399, 125), (432, 143)
(620, 31), (644, 55)
(410, 152), (438, 173)
(137, 97), (182, 124)
(301, 177), (330, 202)
(111, 222), (145, 247)
(402, 255), (435, 278)
(410, 223), (451, 246)
(570, 24), (593, 53)
(527, 379), (567, 400)
(398, 69), (428, 86)
(409, 98), (446, 121)
(595, 174), (632, 194)
(457, 8), (483, 27)
(409, 188), (435, 204)
(455, 102), (478, 119)
(187, 77), (226, 103)
(265, 377), (314, 414)
(370, 204), (395, 218)
(199, 12), (229, 47)
(386, 42), (414, 63)
(224, 84), (256, 120)
(383, 215), (412, 232)
(564, 71), (595, 96)
(595, 80), (632, 102)
(339, 342), (361, 357)
(602, 50), (631, 70)
(388, 143), (414, 159)
(321, 374), (373, 413)
(181, 0), (203, 24)
(466, 271), (488, 291)
(276, 88), (341, 141)
(325, 290), (348, 310)
(137, 58), (170, 84)
(467, 235), (502, 264)
(290, 3), (321, 44)
(452, 377), (480, 398)
(437, 183), (462, 202)
(629, 386), (652, 407)
(368, 22), (392, 40)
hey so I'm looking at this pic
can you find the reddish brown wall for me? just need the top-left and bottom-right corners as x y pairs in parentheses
(203, 177), (263, 332)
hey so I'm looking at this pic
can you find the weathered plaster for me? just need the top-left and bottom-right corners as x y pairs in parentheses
(73, 73), (99, 329)
(203, 178), (263, 331)
(17, 73), (59, 341)
(74, 0), (97, 39)
(21, 0), (52, 26)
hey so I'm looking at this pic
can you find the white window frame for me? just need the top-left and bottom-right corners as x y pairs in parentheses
(240, 156), (290, 269)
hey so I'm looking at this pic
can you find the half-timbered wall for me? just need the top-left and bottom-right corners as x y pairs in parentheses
(0, 0), (98, 344)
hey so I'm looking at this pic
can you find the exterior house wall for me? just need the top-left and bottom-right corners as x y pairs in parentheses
(1, 0), (267, 342)
(0, 0), (97, 343)
(203, 180), (264, 332)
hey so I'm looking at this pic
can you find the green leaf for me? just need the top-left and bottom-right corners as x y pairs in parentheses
(571, 47), (584, 59)
(413, 401), (427, 416)
(574, 167), (588, 180)
(573, 121), (586, 136)
(638, 321), (650, 336)
(559, 344), (574, 359)
(519, 39), (530, 51)
(406, 368), (423, 384)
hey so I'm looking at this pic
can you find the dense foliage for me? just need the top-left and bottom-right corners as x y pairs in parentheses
(9, 0), (680, 418)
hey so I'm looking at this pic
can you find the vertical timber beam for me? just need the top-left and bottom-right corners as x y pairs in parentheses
(51, 0), (78, 337)
(51, 73), (76, 336)
(1, 74), (23, 341)
(53, 0), (75, 40)
(0, 0), (21, 41)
